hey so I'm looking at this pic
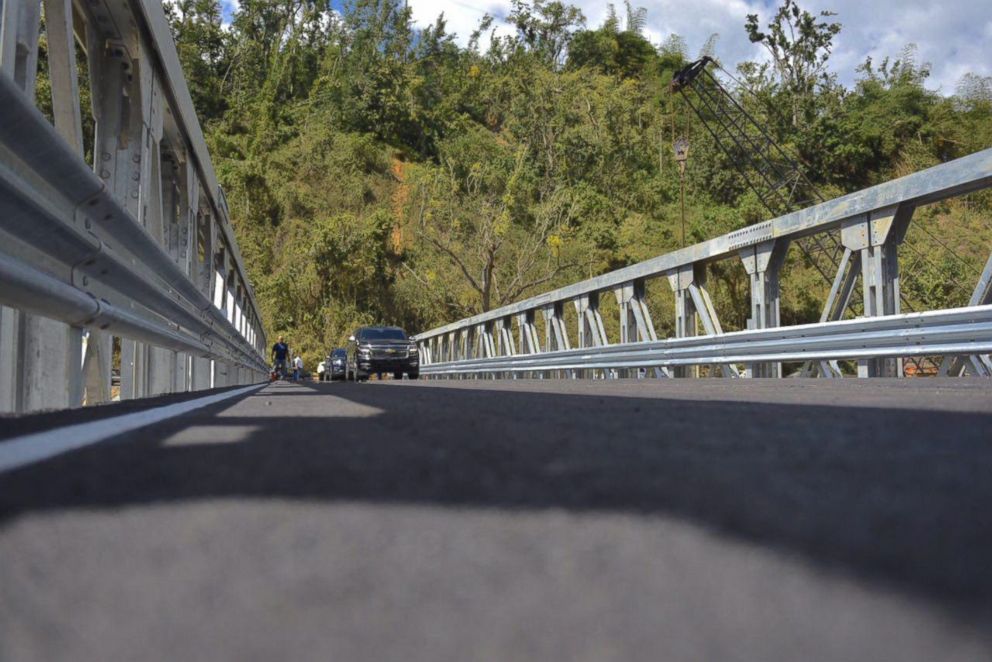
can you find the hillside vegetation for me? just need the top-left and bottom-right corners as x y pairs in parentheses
(167, 0), (992, 365)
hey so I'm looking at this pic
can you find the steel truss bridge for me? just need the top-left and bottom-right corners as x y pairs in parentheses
(2, 2), (992, 658)
(414, 150), (992, 381)
(0, 0), (989, 413)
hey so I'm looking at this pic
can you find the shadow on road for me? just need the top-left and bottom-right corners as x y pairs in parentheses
(2, 380), (991, 615)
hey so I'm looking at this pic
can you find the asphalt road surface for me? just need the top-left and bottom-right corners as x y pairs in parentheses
(2, 378), (992, 661)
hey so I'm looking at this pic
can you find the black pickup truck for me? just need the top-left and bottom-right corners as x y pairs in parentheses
(347, 326), (420, 381)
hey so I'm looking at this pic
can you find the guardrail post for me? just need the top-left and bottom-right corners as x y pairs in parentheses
(516, 311), (540, 379)
(196, 212), (211, 285)
(175, 160), (199, 391)
(667, 266), (697, 378)
(496, 317), (516, 379)
(211, 246), (231, 387)
(482, 322), (497, 379)
(615, 280), (666, 378)
(740, 240), (788, 377)
(542, 303), (571, 379)
(235, 284), (246, 384)
(575, 293), (608, 378)
(91, 38), (150, 400)
(0, 308), (18, 412)
(145, 91), (180, 397)
(668, 265), (739, 378)
(81, 329), (112, 403)
(191, 210), (214, 390)
(54, 1), (110, 405)
(842, 204), (912, 377)
(457, 328), (468, 379)
(542, 303), (570, 352)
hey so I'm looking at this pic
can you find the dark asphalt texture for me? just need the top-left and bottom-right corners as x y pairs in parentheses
(1, 378), (992, 661)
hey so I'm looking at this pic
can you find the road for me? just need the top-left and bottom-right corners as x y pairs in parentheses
(2, 378), (992, 661)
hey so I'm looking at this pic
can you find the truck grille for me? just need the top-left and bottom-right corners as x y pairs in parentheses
(371, 348), (408, 359)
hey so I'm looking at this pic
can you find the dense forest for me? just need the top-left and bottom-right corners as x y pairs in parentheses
(165, 0), (992, 366)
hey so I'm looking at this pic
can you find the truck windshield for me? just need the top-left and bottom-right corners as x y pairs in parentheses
(359, 328), (407, 341)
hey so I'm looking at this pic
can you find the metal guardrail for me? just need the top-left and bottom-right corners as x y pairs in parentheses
(421, 305), (992, 377)
(415, 149), (992, 379)
(0, 0), (268, 412)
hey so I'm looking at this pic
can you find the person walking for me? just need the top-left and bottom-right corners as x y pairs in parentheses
(293, 355), (304, 382)
(272, 336), (289, 379)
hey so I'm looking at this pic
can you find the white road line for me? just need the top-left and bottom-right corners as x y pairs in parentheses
(0, 384), (267, 474)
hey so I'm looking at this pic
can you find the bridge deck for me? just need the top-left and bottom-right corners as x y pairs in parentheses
(2, 379), (992, 660)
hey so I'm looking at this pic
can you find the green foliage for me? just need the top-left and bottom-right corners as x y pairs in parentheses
(745, 0), (841, 128)
(568, 3), (657, 79)
(157, 0), (992, 357)
(506, 0), (586, 68)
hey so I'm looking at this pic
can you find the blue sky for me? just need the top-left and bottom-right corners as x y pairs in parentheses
(218, 0), (992, 94)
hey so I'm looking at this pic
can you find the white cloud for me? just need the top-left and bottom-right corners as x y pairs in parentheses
(403, 0), (992, 95)
(405, 0), (515, 49)
(802, 0), (992, 92)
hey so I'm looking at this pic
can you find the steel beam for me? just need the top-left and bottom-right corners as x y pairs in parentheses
(842, 204), (913, 377)
(740, 239), (788, 377)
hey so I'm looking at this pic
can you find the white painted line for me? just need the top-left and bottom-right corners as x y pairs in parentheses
(0, 383), (267, 474)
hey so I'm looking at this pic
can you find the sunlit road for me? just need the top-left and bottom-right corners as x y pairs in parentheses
(2, 378), (992, 661)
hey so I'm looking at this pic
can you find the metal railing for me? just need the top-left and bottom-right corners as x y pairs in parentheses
(0, 0), (268, 412)
(414, 148), (992, 379)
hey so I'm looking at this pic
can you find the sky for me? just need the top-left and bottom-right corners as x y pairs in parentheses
(219, 0), (992, 95)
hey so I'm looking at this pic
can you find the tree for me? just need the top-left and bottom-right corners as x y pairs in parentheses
(410, 130), (581, 313)
(568, 3), (657, 79)
(745, 0), (841, 128)
(165, 0), (228, 123)
(507, 0), (585, 69)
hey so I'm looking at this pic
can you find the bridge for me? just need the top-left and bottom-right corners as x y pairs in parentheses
(1, 0), (992, 659)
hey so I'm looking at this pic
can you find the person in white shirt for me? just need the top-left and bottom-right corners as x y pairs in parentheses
(317, 360), (326, 381)
(293, 355), (303, 381)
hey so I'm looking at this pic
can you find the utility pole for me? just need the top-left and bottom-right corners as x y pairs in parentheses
(674, 136), (689, 248)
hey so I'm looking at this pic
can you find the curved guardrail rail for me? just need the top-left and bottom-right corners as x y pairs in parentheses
(414, 148), (992, 379)
(0, 0), (268, 412)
